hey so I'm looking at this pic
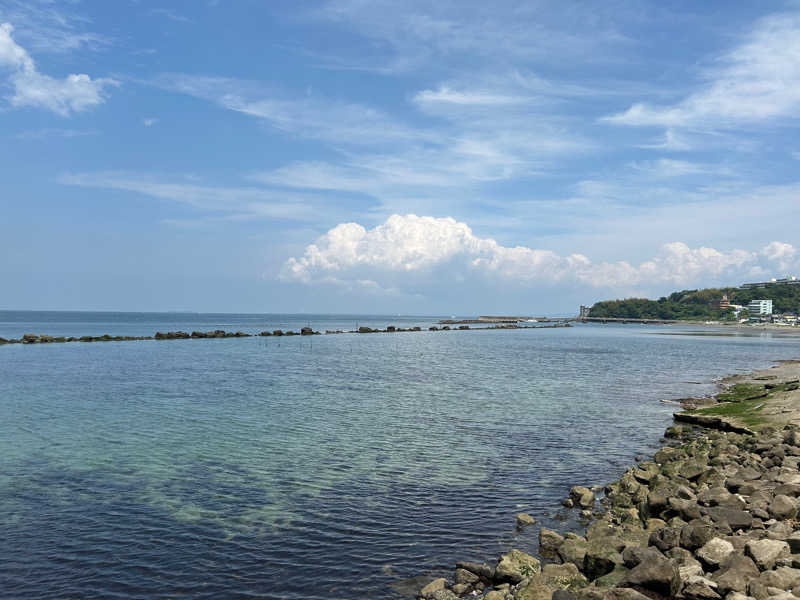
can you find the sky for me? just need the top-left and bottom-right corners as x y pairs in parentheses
(1, 0), (800, 315)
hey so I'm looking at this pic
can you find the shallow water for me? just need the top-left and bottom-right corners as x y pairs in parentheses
(1, 312), (799, 599)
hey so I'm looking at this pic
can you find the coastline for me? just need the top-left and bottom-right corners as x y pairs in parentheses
(412, 358), (800, 600)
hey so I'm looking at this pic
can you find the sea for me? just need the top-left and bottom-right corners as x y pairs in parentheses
(1, 311), (799, 599)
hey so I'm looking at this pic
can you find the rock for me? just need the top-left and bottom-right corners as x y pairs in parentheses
(713, 554), (759, 595)
(515, 578), (555, 600)
(539, 528), (565, 557)
(600, 587), (651, 600)
(746, 539), (791, 570)
(681, 520), (716, 550)
(655, 447), (684, 464)
(683, 579), (722, 600)
(766, 520), (794, 541)
(698, 487), (744, 509)
(681, 461), (710, 481)
(427, 591), (457, 600)
(571, 486), (596, 508)
(622, 546), (663, 569)
(759, 566), (800, 589)
(593, 565), (629, 588)
(633, 463), (660, 484)
(649, 526), (682, 552)
(419, 577), (447, 598)
(770, 495), (798, 520)
(455, 561), (493, 583)
(553, 591), (578, 600)
(669, 497), (702, 521)
(542, 562), (587, 585)
(704, 507), (753, 531)
(696, 538), (735, 569)
(775, 484), (800, 498)
(788, 533), (800, 554)
(559, 538), (589, 569)
(495, 549), (541, 584)
(483, 592), (505, 600)
(583, 542), (623, 580)
(620, 554), (680, 596)
(454, 568), (479, 585)
(516, 513), (536, 528)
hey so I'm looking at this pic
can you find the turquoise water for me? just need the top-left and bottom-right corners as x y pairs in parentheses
(1, 312), (799, 599)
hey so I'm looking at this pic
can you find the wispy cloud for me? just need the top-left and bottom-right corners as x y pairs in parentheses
(152, 73), (428, 146)
(309, 0), (629, 74)
(58, 171), (348, 223)
(413, 86), (527, 106)
(629, 158), (732, 178)
(605, 12), (800, 129)
(16, 127), (99, 140)
(0, 23), (117, 115)
(0, 0), (109, 54)
(148, 8), (191, 23)
(142, 117), (158, 127)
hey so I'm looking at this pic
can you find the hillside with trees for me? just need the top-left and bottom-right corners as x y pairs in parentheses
(588, 284), (800, 320)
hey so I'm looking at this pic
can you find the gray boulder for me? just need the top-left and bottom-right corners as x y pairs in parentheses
(620, 554), (680, 597)
(746, 539), (790, 570)
(696, 538), (735, 569)
(494, 549), (541, 584)
(539, 528), (565, 557)
(713, 554), (759, 595)
(770, 494), (798, 520)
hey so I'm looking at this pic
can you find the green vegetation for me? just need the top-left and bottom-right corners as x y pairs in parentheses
(588, 284), (800, 320)
(716, 383), (768, 403)
(688, 398), (769, 429)
(684, 381), (798, 429)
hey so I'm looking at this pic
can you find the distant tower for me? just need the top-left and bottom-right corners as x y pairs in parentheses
(579, 305), (592, 319)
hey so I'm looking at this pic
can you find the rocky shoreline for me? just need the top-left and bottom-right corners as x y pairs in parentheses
(413, 360), (800, 600)
(0, 323), (571, 346)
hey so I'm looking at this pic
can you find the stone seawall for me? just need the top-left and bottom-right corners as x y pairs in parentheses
(0, 323), (571, 346)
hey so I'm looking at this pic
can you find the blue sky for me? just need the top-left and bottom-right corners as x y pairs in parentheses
(2, 0), (799, 314)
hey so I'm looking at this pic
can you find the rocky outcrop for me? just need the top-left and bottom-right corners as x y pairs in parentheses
(416, 417), (800, 600)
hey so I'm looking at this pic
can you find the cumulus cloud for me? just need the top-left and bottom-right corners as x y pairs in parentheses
(605, 13), (800, 129)
(0, 22), (116, 115)
(282, 214), (798, 293)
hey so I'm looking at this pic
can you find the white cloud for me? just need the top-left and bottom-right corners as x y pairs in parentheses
(148, 8), (191, 23)
(282, 214), (798, 293)
(58, 171), (341, 223)
(0, 0), (108, 54)
(605, 12), (800, 129)
(142, 118), (158, 127)
(0, 22), (116, 115)
(16, 128), (99, 140)
(639, 129), (693, 151)
(154, 73), (426, 146)
(311, 0), (628, 74)
(629, 158), (729, 178)
(413, 86), (526, 106)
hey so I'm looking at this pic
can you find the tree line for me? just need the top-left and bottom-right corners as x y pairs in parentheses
(588, 285), (800, 320)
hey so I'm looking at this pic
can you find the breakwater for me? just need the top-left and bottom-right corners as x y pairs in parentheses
(0, 323), (571, 346)
(413, 363), (800, 600)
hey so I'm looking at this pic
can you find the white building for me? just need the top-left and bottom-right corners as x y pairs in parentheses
(747, 299), (773, 315)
